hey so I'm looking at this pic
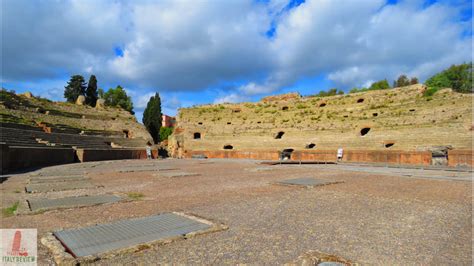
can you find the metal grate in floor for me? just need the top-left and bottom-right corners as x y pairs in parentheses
(276, 177), (342, 188)
(28, 195), (121, 211)
(159, 172), (200, 178)
(25, 181), (95, 193)
(53, 213), (212, 257)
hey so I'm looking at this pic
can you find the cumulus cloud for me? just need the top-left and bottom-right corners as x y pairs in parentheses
(2, 0), (130, 81)
(235, 0), (472, 91)
(214, 93), (249, 104)
(2, 0), (471, 107)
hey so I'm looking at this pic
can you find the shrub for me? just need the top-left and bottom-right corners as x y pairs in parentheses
(425, 62), (472, 93)
(423, 87), (440, 97)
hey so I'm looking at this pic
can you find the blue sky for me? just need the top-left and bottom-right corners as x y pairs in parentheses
(2, 0), (472, 122)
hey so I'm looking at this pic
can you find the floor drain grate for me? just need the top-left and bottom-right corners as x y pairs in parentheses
(25, 181), (95, 193)
(158, 172), (200, 178)
(28, 195), (121, 211)
(53, 213), (213, 257)
(275, 177), (342, 188)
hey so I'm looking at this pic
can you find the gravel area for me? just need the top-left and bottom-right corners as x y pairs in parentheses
(1, 159), (472, 265)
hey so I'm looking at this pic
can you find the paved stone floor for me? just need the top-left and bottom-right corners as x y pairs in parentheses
(1, 159), (472, 265)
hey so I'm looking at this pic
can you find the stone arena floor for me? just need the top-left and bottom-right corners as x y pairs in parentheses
(1, 159), (472, 265)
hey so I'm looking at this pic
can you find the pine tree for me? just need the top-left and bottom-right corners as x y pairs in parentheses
(85, 75), (98, 106)
(394, 75), (410, 87)
(64, 75), (86, 102)
(142, 93), (162, 143)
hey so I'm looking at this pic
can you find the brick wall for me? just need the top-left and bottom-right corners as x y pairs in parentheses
(448, 150), (473, 167)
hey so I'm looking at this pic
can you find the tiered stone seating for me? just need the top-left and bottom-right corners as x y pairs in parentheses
(1, 124), (54, 148)
(1, 123), (148, 149)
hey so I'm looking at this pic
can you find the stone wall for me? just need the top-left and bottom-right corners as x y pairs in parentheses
(341, 150), (432, 166)
(447, 150), (473, 167)
(185, 149), (433, 166)
(76, 148), (159, 162)
(2, 146), (75, 173)
(173, 85), (473, 167)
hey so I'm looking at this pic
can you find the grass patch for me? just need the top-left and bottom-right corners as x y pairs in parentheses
(127, 192), (144, 200)
(423, 87), (440, 97)
(2, 201), (19, 217)
(296, 103), (307, 109)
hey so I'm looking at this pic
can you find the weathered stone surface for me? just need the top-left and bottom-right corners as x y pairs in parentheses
(21, 91), (34, 98)
(76, 95), (86, 105)
(96, 98), (106, 108)
(172, 85), (472, 167)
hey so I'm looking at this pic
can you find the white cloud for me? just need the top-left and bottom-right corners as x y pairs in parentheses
(2, 0), (471, 106)
(214, 93), (249, 104)
(134, 92), (156, 109)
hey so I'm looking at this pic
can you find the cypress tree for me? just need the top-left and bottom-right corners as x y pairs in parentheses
(142, 93), (162, 143)
(64, 75), (86, 102)
(85, 75), (98, 106)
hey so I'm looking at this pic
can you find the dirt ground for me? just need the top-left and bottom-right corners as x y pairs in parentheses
(1, 159), (472, 265)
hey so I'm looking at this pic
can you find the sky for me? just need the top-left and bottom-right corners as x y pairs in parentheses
(1, 0), (472, 122)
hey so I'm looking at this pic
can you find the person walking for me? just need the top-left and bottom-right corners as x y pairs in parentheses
(337, 147), (343, 162)
(146, 143), (152, 159)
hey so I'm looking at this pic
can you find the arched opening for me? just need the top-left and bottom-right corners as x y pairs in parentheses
(319, 102), (327, 107)
(280, 148), (294, 160)
(384, 142), (394, 148)
(305, 143), (316, 149)
(193, 132), (201, 139)
(37, 108), (46, 114)
(257, 121), (261, 124)
(275, 131), (285, 139)
(233, 108), (241, 113)
(409, 109), (415, 112)
(227, 122), (231, 125)
(372, 113), (378, 117)
(223, 145), (233, 150)
(360, 127), (371, 136)
(123, 130), (129, 138)
(198, 122), (203, 125)
(357, 98), (364, 103)
(282, 106), (289, 111)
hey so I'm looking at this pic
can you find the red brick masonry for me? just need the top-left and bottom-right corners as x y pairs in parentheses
(186, 149), (440, 166)
(448, 150), (473, 167)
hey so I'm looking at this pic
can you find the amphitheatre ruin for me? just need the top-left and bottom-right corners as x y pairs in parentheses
(1, 85), (472, 265)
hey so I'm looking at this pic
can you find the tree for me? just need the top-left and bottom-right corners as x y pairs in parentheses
(98, 88), (105, 98)
(103, 86), (134, 114)
(369, 79), (390, 90)
(64, 75), (86, 102)
(159, 126), (173, 142)
(394, 75), (410, 87)
(315, 88), (344, 97)
(142, 93), (162, 143)
(410, 77), (419, 85)
(425, 62), (473, 93)
(85, 75), (98, 106)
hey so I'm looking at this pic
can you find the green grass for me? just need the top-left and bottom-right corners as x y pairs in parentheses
(127, 192), (144, 200)
(296, 103), (307, 109)
(423, 87), (440, 97)
(2, 201), (19, 217)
